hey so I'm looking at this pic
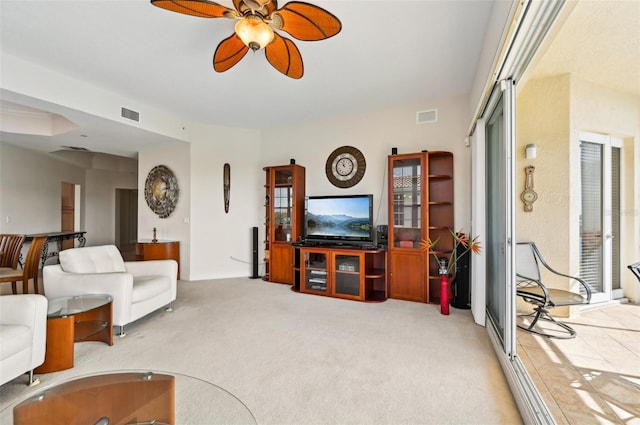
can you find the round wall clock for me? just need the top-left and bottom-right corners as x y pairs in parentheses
(325, 146), (366, 188)
(144, 165), (179, 218)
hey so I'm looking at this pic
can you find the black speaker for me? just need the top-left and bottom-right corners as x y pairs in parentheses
(391, 147), (398, 155)
(451, 241), (471, 309)
(376, 225), (388, 246)
(290, 158), (296, 164)
(250, 226), (260, 279)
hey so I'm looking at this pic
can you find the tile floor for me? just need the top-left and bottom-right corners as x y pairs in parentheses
(517, 302), (640, 425)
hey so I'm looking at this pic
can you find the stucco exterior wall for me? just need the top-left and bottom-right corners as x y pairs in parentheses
(517, 73), (640, 307)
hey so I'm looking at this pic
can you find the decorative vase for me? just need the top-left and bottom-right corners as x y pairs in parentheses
(440, 275), (450, 315)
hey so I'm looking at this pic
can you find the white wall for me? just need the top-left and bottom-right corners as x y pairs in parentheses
(261, 96), (473, 232)
(138, 141), (191, 279)
(1, 50), (478, 282)
(188, 124), (262, 280)
(0, 142), (137, 258)
(1, 97), (476, 283)
(0, 142), (85, 234)
(85, 167), (137, 246)
(1, 54), (193, 143)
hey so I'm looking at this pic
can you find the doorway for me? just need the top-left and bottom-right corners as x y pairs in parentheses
(115, 189), (138, 261)
(579, 132), (623, 302)
(61, 182), (80, 250)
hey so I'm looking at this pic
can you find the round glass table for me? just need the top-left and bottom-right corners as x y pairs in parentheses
(0, 370), (256, 425)
(36, 294), (113, 374)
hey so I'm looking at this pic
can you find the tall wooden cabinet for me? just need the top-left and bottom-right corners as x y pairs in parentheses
(387, 151), (454, 303)
(263, 164), (305, 284)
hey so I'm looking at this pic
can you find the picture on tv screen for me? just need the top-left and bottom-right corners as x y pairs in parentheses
(305, 195), (373, 241)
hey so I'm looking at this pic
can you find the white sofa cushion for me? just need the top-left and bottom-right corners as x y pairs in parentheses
(132, 275), (171, 303)
(0, 324), (31, 360)
(0, 294), (48, 386)
(59, 245), (126, 274)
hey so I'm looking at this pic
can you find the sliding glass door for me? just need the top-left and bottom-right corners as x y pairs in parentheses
(485, 80), (516, 357)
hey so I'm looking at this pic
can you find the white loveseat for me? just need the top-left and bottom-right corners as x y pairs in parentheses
(0, 294), (47, 386)
(43, 245), (177, 336)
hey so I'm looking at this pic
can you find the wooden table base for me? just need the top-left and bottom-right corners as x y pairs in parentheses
(35, 301), (113, 374)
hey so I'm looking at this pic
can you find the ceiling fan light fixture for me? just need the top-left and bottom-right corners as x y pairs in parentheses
(235, 16), (274, 51)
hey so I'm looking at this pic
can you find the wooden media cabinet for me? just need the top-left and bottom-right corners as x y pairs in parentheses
(293, 246), (387, 302)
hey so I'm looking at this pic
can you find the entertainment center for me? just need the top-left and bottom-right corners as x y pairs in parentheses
(263, 150), (454, 305)
(293, 246), (387, 302)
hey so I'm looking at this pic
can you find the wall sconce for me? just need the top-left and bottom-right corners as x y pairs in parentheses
(525, 144), (537, 160)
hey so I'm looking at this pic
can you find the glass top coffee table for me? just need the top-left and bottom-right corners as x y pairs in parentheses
(35, 294), (113, 374)
(0, 370), (256, 425)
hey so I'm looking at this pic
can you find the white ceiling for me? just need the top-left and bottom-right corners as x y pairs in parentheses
(0, 0), (497, 159)
(1, 1), (637, 160)
(527, 0), (640, 98)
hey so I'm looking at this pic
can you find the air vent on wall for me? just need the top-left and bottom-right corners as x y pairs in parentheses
(60, 145), (89, 151)
(416, 109), (437, 124)
(121, 107), (140, 122)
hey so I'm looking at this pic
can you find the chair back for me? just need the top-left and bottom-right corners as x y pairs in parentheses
(628, 262), (640, 282)
(24, 236), (47, 280)
(0, 234), (26, 268)
(515, 242), (541, 282)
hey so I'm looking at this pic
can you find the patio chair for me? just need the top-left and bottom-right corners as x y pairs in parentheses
(628, 262), (640, 282)
(515, 242), (591, 339)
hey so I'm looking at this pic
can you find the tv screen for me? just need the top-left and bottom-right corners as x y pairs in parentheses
(304, 194), (374, 245)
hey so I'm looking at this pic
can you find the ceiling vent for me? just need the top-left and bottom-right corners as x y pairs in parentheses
(121, 107), (140, 122)
(416, 109), (437, 124)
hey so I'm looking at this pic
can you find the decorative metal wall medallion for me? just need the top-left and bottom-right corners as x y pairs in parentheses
(144, 165), (179, 218)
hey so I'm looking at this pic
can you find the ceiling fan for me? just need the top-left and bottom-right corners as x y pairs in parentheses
(151, 0), (342, 79)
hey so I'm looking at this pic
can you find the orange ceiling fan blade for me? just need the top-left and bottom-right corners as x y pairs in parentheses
(213, 33), (249, 72)
(265, 33), (303, 79)
(271, 1), (341, 41)
(151, 0), (237, 18)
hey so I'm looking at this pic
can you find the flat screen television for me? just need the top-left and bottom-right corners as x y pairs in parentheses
(304, 194), (374, 246)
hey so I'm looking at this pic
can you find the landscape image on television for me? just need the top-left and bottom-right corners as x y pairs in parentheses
(306, 197), (371, 238)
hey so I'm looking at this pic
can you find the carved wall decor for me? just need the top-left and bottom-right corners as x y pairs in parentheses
(144, 165), (179, 218)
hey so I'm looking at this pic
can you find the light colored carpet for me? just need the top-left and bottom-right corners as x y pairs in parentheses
(0, 278), (522, 424)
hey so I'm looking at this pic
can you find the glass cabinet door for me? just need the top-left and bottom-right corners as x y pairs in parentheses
(273, 169), (293, 242)
(333, 254), (361, 298)
(391, 157), (422, 248)
(304, 251), (328, 293)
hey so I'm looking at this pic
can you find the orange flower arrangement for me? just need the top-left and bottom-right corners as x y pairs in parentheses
(420, 229), (481, 275)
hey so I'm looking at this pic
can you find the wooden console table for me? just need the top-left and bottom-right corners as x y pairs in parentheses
(24, 231), (87, 268)
(136, 240), (180, 280)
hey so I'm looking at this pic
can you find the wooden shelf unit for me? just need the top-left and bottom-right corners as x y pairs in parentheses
(293, 246), (387, 302)
(387, 151), (454, 303)
(426, 152), (454, 302)
(263, 164), (305, 284)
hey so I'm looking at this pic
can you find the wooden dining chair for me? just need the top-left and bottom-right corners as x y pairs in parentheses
(18, 236), (48, 294)
(0, 234), (26, 268)
(0, 234), (26, 293)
